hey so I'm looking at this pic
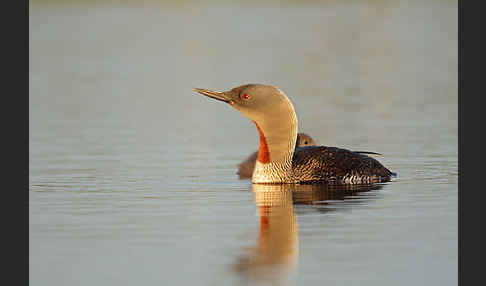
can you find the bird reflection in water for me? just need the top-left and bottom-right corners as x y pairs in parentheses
(234, 183), (383, 285)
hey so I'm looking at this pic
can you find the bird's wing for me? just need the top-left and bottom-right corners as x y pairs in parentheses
(292, 146), (392, 184)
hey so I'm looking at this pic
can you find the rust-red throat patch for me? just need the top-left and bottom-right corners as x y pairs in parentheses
(253, 121), (270, 164)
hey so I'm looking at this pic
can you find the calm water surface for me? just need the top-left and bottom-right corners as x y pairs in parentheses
(30, 1), (457, 285)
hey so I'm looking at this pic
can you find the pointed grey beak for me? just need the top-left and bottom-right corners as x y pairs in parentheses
(193, 88), (230, 103)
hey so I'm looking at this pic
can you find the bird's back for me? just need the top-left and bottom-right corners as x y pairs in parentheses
(291, 146), (392, 184)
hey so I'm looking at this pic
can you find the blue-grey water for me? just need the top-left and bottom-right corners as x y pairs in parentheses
(30, 1), (457, 285)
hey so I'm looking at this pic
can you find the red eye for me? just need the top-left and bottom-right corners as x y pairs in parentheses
(242, 93), (249, 100)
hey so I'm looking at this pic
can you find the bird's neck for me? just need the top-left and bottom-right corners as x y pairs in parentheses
(251, 108), (298, 183)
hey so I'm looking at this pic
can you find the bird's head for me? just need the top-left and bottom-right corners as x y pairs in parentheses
(193, 84), (295, 125)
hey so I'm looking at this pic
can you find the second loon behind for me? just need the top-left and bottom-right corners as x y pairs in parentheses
(194, 84), (393, 184)
(238, 133), (316, 179)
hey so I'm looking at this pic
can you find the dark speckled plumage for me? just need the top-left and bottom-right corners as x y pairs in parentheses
(291, 146), (392, 184)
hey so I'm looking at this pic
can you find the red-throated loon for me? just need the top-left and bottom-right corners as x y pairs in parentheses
(193, 84), (393, 184)
(237, 133), (316, 179)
